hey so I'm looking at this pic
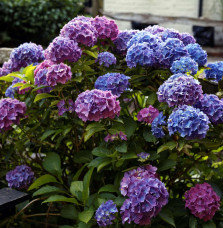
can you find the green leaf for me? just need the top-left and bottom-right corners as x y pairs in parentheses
(43, 152), (62, 177)
(70, 181), (83, 197)
(61, 205), (78, 220)
(158, 159), (177, 171)
(159, 208), (176, 227)
(157, 141), (177, 154)
(83, 50), (98, 58)
(34, 93), (56, 102)
(33, 185), (62, 197)
(0, 75), (14, 82)
(97, 159), (112, 172)
(189, 216), (197, 228)
(78, 208), (94, 224)
(88, 157), (111, 168)
(73, 164), (88, 181)
(123, 117), (137, 138)
(23, 64), (35, 83)
(43, 195), (79, 204)
(28, 174), (59, 191)
(202, 221), (216, 228)
(143, 130), (156, 143)
(98, 184), (118, 193)
(92, 147), (111, 157)
(12, 82), (25, 88)
(82, 167), (94, 203)
(19, 83), (32, 91)
(59, 226), (74, 228)
(116, 142), (127, 153)
(147, 92), (157, 105)
(84, 123), (105, 142)
(40, 130), (56, 141)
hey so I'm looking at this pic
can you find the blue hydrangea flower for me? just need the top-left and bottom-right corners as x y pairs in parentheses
(161, 28), (181, 41)
(180, 33), (196, 46)
(95, 200), (118, 227)
(205, 62), (223, 82)
(5, 85), (16, 98)
(158, 38), (188, 68)
(194, 94), (223, 124)
(157, 74), (203, 107)
(6, 165), (34, 190)
(126, 42), (155, 68)
(94, 73), (130, 97)
(171, 57), (198, 75)
(151, 112), (167, 138)
(168, 105), (210, 140)
(186, 43), (207, 66)
(113, 30), (138, 55)
(96, 52), (116, 67)
(137, 152), (150, 162)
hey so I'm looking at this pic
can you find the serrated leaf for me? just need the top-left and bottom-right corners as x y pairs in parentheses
(33, 185), (62, 197)
(28, 174), (59, 191)
(98, 185), (118, 193)
(157, 141), (177, 154)
(43, 152), (62, 177)
(159, 208), (176, 227)
(43, 195), (79, 204)
(34, 93), (56, 102)
(78, 208), (94, 224)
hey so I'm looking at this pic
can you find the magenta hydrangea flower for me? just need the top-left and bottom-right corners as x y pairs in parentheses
(180, 33), (196, 46)
(157, 74), (203, 107)
(185, 183), (220, 221)
(10, 42), (44, 71)
(96, 52), (116, 67)
(0, 98), (26, 131)
(91, 16), (119, 40)
(46, 63), (72, 86)
(104, 131), (127, 142)
(45, 36), (82, 63)
(6, 165), (34, 190)
(71, 15), (92, 23)
(74, 89), (120, 122)
(60, 20), (98, 47)
(137, 106), (159, 124)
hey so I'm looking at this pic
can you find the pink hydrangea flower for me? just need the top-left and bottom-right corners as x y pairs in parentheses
(137, 105), (159, 124)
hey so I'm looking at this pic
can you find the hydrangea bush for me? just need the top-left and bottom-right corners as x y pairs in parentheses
(0, 15), (223, 228)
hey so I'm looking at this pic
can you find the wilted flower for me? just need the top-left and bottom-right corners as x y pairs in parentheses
(74, 89), (120, 122)
(137, 106), (159, 124)
(184, 183), (220, 221)
(151, 112), (167, 138)
(157, 74), (203, 107)
(45, 36), (82, 63)
(94, 73), (130, 97)
(104, 131), (127, 142)
(168, 105), (210, 140)
(95, 200), (118, 227)
(6, 165), (34, 190)
(96, 52), (116, 67)
(205, 61), (223, 82)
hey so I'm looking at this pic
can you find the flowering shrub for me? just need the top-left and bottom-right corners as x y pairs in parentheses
(1, 15), (223, 228)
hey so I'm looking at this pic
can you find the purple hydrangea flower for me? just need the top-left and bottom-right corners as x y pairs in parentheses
(60, 20), (98, 47)
(6, 165), (34, 190)
(137, 105), (159, 124)
(34, 60), (53, 93)
(186, 43), (207, 66)
(45, 36), (82, 63)
(96, 52), (116, 67)
(157, 74), (203, 107)
(74, 89), (121, 122)
(91, 16), (119, 41)
(185, 183), (220, 221)
(144, 25), (165, 35)
(205, 61), (223, 82)
(0, 59), (13, 77)
(46, 63), (72, 86)
(170, 56), (198, 75)
(94, 73), (130, 97)
(5, 85), (16, 98)
(194, 94), (223, 124)
(95, 200), (118, 227)
(0, 98), (26, 131)
(71, 15), (92, 23)
(151, 112), (167, 138)
(104, 131), (127, 142)
(57, 99), (76, 116)
(180, 33), (196, 46)
(137, 152), (150, 162)
(113, 30), (138, 55)
(126, 43), (156, 68)
(158, 38), (188, 68)
(168, 105), (210, 140)
(10, 42), (44, 72)
(161, 28), (181, 41)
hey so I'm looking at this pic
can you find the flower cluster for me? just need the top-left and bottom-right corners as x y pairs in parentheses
(205, 61), (223, 82)
(184, 183), (220, 221)
(170, 56), (198, 75)
(45, 36), (82, 63)
(0, 98), (26, 131)
(113, 30), (138, 55)
(137, 105), (159, 124)
(104, 131), (127, 142)
(186, 43), (207, 66)
(10, 42), (44, 71)
(0, 60), (13, 77)
(194, 94), (223, 124)
(161, 28), (181, 41)
(74, 89), (120, 122)
(180, 33), (196, 46)
(91, 16), (119, 40)
(5, 85), (15, 98)
(151, 112), (167, 138)
(57, 99), (75, 116)
(144, 25), (165, 35)
(95, 200), (118, 227)
(6, 165), (34, 190)
(12, 77), (31, 95)
(96, 52), (116, 67)
(137, 152), (150, 162)
(157, 74), (203, 107)
(168, 105), (210, 140)
(94, 73), (130, 97)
